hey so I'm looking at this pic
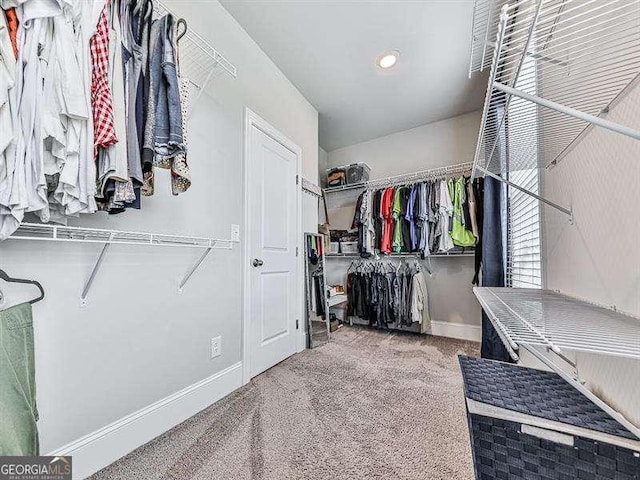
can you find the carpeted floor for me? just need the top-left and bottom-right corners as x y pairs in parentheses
(91, 326), (480, 480)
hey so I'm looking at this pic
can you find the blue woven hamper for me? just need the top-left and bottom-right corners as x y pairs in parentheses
(458, 355), (640, 480)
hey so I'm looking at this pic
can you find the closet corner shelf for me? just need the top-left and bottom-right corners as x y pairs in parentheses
(474, 287), (640, 361)
(469, 0), (640, 217)
(9, 223), (239, 306)
(474, 286), (640, 440)
(155, 2), (236, 109)
(323, 162), (475, 195)
(328, 294), (347, 308)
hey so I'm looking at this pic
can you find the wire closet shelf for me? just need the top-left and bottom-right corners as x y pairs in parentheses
(9, 223), (239, 306)
(471, 0), (640, 181)
(12, 223), (234, 249)
(155, 1), (236, 91)
(474, 287), (640, 362)
(323, 162), (474, 194)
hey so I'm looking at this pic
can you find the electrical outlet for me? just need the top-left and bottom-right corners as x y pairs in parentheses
(210, 336), (221, 359)
(231, 224), (240, 242)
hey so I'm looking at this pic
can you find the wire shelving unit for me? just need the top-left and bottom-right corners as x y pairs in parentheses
(474, 287), (640, 361)
(155, 2), (236, 113)
(474, 286), (640, 438)
(323, 162), (474, 195)
(9, 223), (239, 306)
(470, 0), (640, 219)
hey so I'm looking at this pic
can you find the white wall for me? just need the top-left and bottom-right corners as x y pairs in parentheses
(324, 111), (482, 328)
(538, 81), (640, 427)
(0, 0), (318, 464)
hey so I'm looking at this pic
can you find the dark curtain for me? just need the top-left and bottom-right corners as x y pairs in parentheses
(480, 175), (512, 362)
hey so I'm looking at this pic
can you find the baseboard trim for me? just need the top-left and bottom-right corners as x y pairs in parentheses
(429, 321), (481, 342)
(48, 362), (243, 480)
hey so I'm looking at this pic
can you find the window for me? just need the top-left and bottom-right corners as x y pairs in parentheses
(505, 34), (542, 288)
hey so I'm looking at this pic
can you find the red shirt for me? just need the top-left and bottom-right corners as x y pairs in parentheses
(380, 187), (395, 253)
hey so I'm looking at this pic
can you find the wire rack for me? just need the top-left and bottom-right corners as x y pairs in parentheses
(474, 287), (640, 360)
(11, 223), (234, 249)
(8, 223), (238, 304)
(301, 178), (322, 198)
(472, 0), (640, 177)
(323, 162), (474, 195)
(155, 1), (236, 90)
(468, 0), (508, 76)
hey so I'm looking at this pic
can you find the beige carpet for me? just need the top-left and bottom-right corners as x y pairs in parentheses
(91, 326), (480, 480)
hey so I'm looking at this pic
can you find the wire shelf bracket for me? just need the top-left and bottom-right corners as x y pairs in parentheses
(8, 223), (238, 306)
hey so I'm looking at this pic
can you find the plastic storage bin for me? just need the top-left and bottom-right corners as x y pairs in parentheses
(458, 355), (640, 480)
(326, 167), (346, 187)
(345, 163), (371, 184)
(330, 242), (339, 254)
(340, 241), (358, 254)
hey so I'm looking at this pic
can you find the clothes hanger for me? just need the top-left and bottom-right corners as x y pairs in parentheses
(0, 269), (45, 305)
(176, 18), (188, 44)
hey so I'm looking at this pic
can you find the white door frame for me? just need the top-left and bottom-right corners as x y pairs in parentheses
(242, 108), (305, 385)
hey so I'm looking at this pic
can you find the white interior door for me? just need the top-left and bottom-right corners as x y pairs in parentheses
(246, 120), (299, 379)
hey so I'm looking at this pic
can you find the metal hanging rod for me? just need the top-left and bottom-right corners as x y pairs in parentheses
(9, 223), (238, 306)
(471, 0), (640, 178)
(324, 162), (474, 194)
(326, 252), (475, 259)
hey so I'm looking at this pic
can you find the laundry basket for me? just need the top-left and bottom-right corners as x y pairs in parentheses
(458, 355), (640, 480)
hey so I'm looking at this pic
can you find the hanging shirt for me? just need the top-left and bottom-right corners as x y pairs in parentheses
(380, 187), (394, 254)
(410, 269), (431, 331)
(451, 176), (476, 248)
(0, 8), (17, 239)
(405, 185), (417, 251)
(3, 7), (18, 57)
(90, 3), (117, 157)
(417, 182), (430, 255)
(438, 179), (454, 252)
(392, 187), (403, 253)
(361, 189), (375, 256)
(467, 177), (479, 239)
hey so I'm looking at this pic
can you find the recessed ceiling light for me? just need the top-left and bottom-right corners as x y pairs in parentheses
(377, 50), (400, 69)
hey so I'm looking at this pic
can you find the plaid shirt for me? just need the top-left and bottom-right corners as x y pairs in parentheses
(90, 3), (117, 156)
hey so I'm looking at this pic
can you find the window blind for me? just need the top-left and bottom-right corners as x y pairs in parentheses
(507, 168), (542, 288)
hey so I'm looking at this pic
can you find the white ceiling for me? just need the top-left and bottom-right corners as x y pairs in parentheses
(220, 0), (488, 151)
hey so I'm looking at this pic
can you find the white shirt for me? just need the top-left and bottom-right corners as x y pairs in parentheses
(438, 180), (454, 252)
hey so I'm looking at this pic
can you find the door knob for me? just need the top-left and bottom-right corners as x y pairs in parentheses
(253, 259), (264, 267)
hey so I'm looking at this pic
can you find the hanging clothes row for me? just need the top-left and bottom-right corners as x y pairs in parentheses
(352, 174), (483, 260)
(346, 259), (430, 332)
(0, 0), (192, 240)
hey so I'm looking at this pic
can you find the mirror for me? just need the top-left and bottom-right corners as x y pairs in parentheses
(304, 233), (330, 348)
